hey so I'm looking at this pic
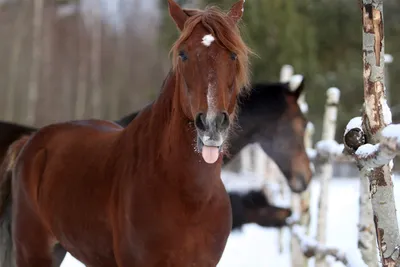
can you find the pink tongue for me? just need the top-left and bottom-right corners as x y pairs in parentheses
(201, 146), (220, 164)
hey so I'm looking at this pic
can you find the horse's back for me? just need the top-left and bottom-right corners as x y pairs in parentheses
(13, 119), (123, 265)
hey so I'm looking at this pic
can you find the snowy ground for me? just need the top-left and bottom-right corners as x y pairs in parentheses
(61, 174), (400, 267)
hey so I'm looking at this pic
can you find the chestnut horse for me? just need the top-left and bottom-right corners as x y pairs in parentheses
(1, 1), (251, 266)
(0, 77), (307, 266)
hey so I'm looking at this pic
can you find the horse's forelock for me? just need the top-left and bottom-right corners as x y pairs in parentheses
(170, 6), (252, 93)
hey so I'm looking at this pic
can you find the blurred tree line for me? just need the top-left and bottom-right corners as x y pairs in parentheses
(0, 0), (399, 145)
(159, 0), (400, 143)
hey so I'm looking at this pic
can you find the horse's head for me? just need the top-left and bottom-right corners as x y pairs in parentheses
(168, 0), (251, 164)
(276, 76), (312, 192)
(238, 75), (312, 193)
(241, 191), (292, 228)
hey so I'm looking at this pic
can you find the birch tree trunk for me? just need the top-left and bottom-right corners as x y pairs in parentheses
(358, 170), (379, 267)
(75, 9), (89, 119)
(90, 1), (102, 118)
(110, 0), (127, 120)
(315, 87), (340, 267)
(26, 0), (44, 125)
(360, 1), (400, 265)
(5, 0), (28, 121)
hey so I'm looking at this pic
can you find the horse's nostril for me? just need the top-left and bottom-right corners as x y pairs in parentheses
(195, 113), (207, 131)
(217, 112), (229, 130)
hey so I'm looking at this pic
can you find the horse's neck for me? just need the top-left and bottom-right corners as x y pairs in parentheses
(121, 71), (221, 185)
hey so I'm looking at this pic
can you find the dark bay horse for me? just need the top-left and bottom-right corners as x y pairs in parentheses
(0, 1), (251, 266)
(0, 75), (311, 194)
(229, 190), (292, 230)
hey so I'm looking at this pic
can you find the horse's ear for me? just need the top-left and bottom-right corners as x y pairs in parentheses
(168, 0), (189, 31)
(227, 0), (245, 25)
(288, 74), (305, 99)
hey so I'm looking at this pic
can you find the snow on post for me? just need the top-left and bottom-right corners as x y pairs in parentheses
(342, 1), (400, 266)
(280, 64), (294, 83)
(315, 87), (340, 267)
(240, 144), (253, 173)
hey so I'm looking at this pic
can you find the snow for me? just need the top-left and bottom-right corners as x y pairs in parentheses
(344, 117), (363, 135)
(381, 98), (393, 125)
(315, 140), (344, 158)
(289, 74), (304, 92)
(62, 175), (397, 267)
(381, 124), (400, 141)
(307, 148), (317, 160)
(307, 122), (315, 133)
(384, 54), (393, 64)
(280, 65), (294, 83)
(355, 143), (378, 158)
(327, 87), (340, 103)
(202, 34), (215, 47)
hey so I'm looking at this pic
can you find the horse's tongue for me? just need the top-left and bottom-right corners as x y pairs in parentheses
(201, 146), (219, 164)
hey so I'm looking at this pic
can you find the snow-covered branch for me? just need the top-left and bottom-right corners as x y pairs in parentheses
(289, 223), (368, 267)
(307, 139), (354, 163)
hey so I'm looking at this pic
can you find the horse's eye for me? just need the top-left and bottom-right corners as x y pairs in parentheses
(179, 50), (188, 61)
(231, 52), (237, 60)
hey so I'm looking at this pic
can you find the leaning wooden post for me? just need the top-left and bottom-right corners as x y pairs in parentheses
(290, 82), (312, 267)
(278, 64), (294, 254)
(343, 1), (400, 266)
(315, 87), (340, 267)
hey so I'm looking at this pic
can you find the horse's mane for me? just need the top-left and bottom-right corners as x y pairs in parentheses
(170, 6), (252, 92)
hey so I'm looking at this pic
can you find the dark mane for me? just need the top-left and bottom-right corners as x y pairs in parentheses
(238, 82), (289, 116)
(170, 6), (252, 91)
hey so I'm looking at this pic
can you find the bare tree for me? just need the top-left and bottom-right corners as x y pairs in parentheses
(343, 1), (400, 266)
(75, 7), (89, 119)
(90, 0), (102, 118)
(26, 0), (44, 125)
(4, 0), (28, 121)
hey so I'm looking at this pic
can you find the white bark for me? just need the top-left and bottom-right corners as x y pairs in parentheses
(342, 2), (400, 266)
(26, 0), (44, 125)
(362, 2), (400, 266)
(315, 87), (340, 267)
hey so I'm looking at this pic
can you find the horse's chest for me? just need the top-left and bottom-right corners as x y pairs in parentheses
(129, 190), (232, 266)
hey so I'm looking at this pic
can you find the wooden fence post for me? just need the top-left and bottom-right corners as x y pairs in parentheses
(315, 87), (340, 267)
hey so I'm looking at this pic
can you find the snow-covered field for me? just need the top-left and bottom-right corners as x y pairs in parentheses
(61, 173), (400, 267)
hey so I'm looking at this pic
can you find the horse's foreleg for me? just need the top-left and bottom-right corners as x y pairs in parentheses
(13, 202), (54, 267)
(13, 150), (54, 267)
